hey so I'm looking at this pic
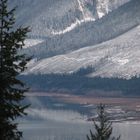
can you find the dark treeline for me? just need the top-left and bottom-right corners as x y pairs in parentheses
(20, 67), (140, 96)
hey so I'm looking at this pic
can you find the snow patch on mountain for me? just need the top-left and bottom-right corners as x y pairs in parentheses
(52, 18), (95, 35)
(96, 0), (131, 18)
(24, 39), (44, 48)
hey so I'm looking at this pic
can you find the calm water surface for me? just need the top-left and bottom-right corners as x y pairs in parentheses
(20, 95), (140, 140)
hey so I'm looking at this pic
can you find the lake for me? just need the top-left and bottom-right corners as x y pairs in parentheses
(19, 94), (140, 140)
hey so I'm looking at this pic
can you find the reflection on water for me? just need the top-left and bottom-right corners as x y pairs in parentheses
(20, 119), (140, 140)
(25, 108), (86, 122)
(20, 96), (140, 140)
(20, 120), (91, 140)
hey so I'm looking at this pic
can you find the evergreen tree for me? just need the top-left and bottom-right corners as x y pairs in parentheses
(87, 104), (120, 140)
(0, 0), (30, 139)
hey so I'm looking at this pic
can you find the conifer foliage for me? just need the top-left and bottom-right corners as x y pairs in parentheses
(87, 104), (120, 140)
(0, 0), (30, 139)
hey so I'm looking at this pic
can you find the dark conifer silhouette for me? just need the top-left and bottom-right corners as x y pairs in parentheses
(0, 0), (30, 139)
(87, 104), (120, 140)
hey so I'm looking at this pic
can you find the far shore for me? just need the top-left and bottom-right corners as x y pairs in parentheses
(25, 92), (140, 109)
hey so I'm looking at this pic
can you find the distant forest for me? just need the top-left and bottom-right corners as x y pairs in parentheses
(20, 67), (140, 97)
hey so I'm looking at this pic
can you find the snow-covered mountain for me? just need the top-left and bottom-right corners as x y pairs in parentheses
(8, 0), (139, 84)
(19, 0), (140, 80)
